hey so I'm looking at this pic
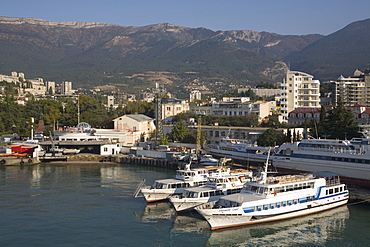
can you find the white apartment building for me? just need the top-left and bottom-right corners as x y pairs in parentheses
(189, 90), (202, 102)
(280, 71), (320, 122)
(330, 69), (370, 107)
(61, 81), (73, 95)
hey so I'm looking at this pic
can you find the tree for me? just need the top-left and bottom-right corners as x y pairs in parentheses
(168, 121), (191, 142)
(324, 99), (360, 140)
(257, 128), (286, 147)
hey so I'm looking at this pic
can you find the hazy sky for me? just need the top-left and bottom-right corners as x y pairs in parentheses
(1, 0), (369, 35)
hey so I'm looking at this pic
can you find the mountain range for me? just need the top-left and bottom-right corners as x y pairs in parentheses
(0, 16), (369, 96)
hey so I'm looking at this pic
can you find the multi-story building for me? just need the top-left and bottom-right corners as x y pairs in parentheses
(280, 71), (320, 122)
(330, 69), (370, 107)
(45, 81), (56, 95)
(0, 71), (25, 83)
(61, 81), (73, 95)
(189, 99), (276, 122)
(189, 90), (202, 102)
(161, 98), (189, 122)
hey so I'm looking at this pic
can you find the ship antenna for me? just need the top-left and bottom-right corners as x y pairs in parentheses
(259, 149), (271, 184)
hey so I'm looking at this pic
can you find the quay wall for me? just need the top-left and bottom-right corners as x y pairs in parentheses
(67, 154), (179, 169)
(0, 157), (40, 166)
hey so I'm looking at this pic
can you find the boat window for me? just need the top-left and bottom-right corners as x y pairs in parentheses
(263, 204), (268, 210)
(249, 186), (259, 193)
(270, 203), (275, 209)
(309, 182), (314, 188)
(258, 187), (265, 194)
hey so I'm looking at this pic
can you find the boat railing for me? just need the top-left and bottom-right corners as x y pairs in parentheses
(133, 179), (146, 198)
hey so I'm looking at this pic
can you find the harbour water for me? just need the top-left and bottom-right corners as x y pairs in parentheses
(1, 162), (370, 247)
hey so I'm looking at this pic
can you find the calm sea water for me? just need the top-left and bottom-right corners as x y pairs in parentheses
(0, 162), (370, 247)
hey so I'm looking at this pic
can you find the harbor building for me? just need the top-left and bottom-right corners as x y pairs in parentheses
(280, 71), (320, 122)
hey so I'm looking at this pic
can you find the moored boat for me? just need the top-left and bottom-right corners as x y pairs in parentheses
(273, 138), (370, 188)
(199, 154), (219, 166)
(169, 169), (253, 212)
(195, 170), (349, 230)
(140, 162), (210, 202)
(203, 137), (273, 164)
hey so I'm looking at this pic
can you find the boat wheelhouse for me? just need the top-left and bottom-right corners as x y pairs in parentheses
(195, 171), (348, 230)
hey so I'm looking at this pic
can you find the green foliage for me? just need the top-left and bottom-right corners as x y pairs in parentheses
(319, 100), (360, 139)
(114, 101), (155, 118)
(257, 128), (287, 147)
(159, 135), (169, 145)
(309, 100), (361, 140)
(256, 82), (277, 89)
(168, 121), (191, 142)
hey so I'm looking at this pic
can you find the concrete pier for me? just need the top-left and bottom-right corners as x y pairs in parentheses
(0, 157), (40, 166)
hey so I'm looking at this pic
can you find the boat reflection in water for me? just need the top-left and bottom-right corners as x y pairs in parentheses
(171, 213), (211, 235)
(205, 205), (349, 247)
(134, 201), (176, 223)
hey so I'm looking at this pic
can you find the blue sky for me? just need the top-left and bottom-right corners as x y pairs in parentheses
(1, 0), (369, 35)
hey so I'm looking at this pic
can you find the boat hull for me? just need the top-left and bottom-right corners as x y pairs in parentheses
(273, 156), (370, 188)
(197, 199), (348, 230)
(170, 196), (219, 212)
(141, 187), (186, 203)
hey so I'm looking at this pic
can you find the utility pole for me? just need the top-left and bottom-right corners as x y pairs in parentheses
(77, 94), (80, 124)
(154, 83), (164, 146)
(196, 114), (202, 158)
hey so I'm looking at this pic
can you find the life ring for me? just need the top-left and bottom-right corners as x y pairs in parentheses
(232, 183), (236, 187)
(0, 159), (6, 165)
(28, 158), (33, 163)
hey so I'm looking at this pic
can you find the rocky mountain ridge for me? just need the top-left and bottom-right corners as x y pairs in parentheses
(1, 16), (368, 96)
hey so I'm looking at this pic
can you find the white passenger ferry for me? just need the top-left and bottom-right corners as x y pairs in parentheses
(273, 138), (370, 188)
(140, 162), (211, 202)
(169, 169), (253, 212)
(203, 137), (273, 164)
(195, 170), (349, 230)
